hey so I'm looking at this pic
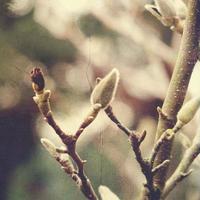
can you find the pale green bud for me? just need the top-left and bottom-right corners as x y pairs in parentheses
(177, 97), (200, 125)
(90, 68), (119, 108)
(99, 185), (120, 200)
(41, 138), (59, 158)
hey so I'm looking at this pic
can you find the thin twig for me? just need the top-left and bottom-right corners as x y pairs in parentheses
(149, 129), (175, 168)
(104, 106), (131, 136)
(162, 128), (200, 199)
(74, 104), (102, 140)
(152, 160), (170, 175)
(105, 105), (160, 199)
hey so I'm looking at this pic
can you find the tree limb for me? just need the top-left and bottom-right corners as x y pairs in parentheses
(152, 0), (200, 196)
(31, 67), (99, 200)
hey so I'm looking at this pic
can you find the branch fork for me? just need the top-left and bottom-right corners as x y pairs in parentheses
(31, 67), (99, 200)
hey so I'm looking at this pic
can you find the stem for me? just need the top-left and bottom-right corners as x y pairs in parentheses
(105, 106), (157, 199)
(105, 106), (130, 136)
(162, 128), (200, 198)
(68, 144), (98, 200)
(31, 68), (99, 200)
(153, 0), (200, 195)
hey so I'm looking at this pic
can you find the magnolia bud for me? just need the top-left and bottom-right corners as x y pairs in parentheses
(90, 68), (119, 108)
(33, 90), (51, 116)
(60, 154), (75, 175)
(31, 67), (45, 93)
(145, 4), (163, 22)
(98, 185), (120, 200)
(41, 138), (59, 158)
(155, 0), (176, 26)
(176, 97), (200, 128)
(174, 0), (187, 19)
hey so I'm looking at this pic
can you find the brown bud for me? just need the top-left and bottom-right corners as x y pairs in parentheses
(31, 67), (45, 93)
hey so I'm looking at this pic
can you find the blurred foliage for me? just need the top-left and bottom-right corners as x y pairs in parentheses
(79, 14), (118, 38)
(0, 14), (77, 66)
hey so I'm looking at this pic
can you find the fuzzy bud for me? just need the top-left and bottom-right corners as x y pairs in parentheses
(60, 154), (75, 175)
(174, 0), (187, 19)
(41, 138), (59, 158)
(90, 68), (119, 108)
(98, 185), (120, 200)
(176, 97), (200, 128)
(145, 4), (163, 22)
(33, 90), (51, 116)
(155, 0), (176, 26)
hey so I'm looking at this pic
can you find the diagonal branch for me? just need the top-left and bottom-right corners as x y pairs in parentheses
(105, 106), (131, 136)
(105, 105), (158, 199)
(162, 128), (200, 199)
(31, 67), (99, 200)
(152, 0), (200, 196)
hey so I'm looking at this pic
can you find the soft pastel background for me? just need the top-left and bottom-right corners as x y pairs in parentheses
(1, 0), (200, 200)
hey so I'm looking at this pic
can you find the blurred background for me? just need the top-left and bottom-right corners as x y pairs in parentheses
(1, 0), (200, 199)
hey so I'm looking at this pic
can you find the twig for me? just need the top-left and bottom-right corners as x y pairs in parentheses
(129, 132), (155, 198)
(74, 103), (102, 140)
(105, 105), (160, 199)
(104, 106), (131, 136)
(31, 68), (98, 200)
(137, 129), (174, 200)
(152, 160), (170, 175)
(152, 0), (200, 196)
(162, 128), (200, 199)
(149, 129), (175, 167)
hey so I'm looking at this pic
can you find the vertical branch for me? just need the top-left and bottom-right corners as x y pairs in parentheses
(153, 0), (200, 195)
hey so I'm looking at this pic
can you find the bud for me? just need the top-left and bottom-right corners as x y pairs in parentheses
(33, 90), (51, 116)
(176, 97), (200, 128)
(31, 67), (45, 93)
(90, 68), (119, 108)
(155, 0), (176, 26)
(98, 185), (120, 200)
(60, 154), (75, 175)
(145, 4), (163, 22)
(174, 0), (187, 19)
(41, 138), (59, 158)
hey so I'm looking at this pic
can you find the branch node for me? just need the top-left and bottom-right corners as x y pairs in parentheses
(157, 106), (168, 120)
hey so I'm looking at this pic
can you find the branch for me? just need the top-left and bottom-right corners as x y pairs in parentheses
(105, 105), (159, 199)
(74, 103), (102, 140)
(137, 129), (174, 200)
(104, 106), (131, 137)
(149, 129), (175, 168)
(31, 68), (98, 200)
(162, 128), (200, 198)
(152, 0), (200, 195)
